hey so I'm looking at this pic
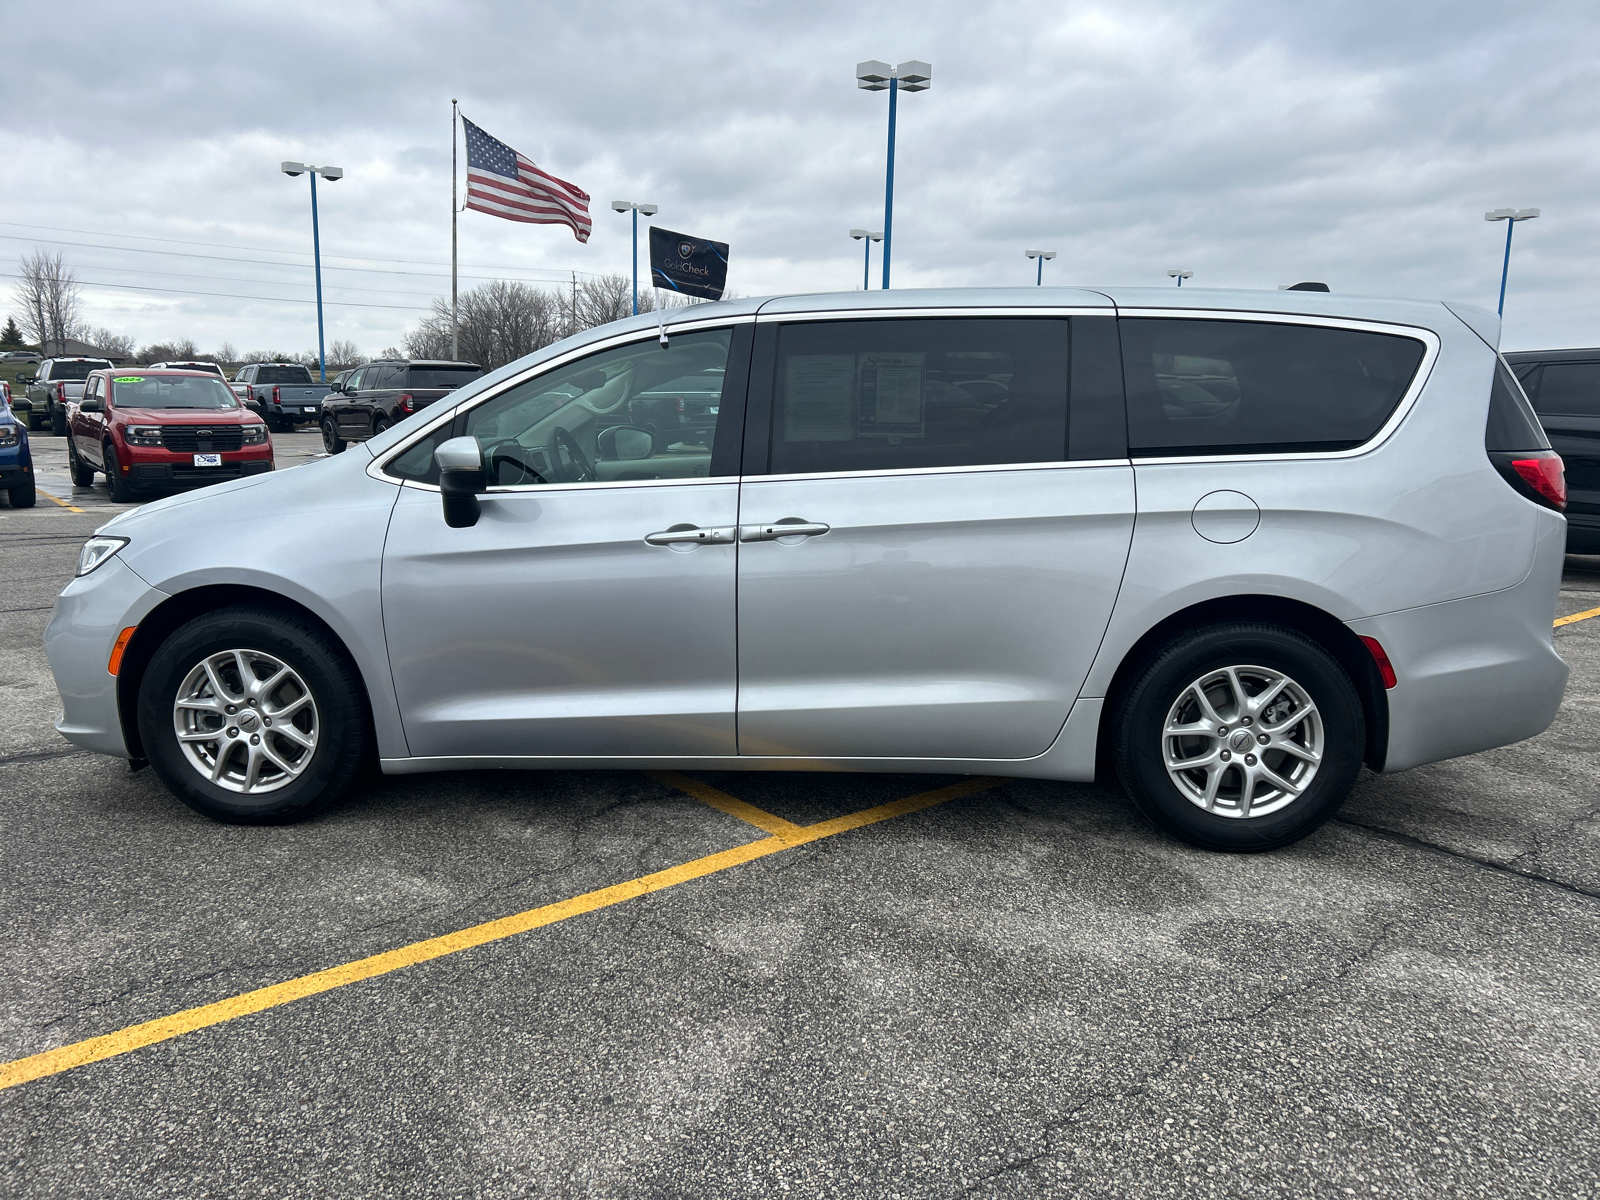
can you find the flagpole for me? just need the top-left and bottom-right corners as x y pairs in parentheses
(451, 98), (459, 361)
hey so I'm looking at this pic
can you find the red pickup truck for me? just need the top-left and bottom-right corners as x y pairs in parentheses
(68, 369), (273, 502)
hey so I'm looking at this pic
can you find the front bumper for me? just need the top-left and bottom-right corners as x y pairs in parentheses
(130, 458), (272, 487)
(45, 556), (170, 759)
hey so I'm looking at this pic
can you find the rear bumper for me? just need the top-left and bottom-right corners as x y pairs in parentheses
(1349, 512), (1569, 772)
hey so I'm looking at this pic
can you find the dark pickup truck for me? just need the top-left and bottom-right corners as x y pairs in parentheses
(19, 357), (114, 433)
(233, 362), (333, 431)
(319, 359), (482, 453)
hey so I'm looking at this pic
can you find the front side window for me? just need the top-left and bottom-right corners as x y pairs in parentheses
(1121, 318), (1427, 456)
(386, 329), (733, 486)
(767, 318), (1070, 475)
(111, 375), (240, 409)
(1530, 362), (1600, 417)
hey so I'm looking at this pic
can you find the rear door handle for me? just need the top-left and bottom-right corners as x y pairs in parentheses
(645, 524), (736, 546)
(738, 520), (831, 542)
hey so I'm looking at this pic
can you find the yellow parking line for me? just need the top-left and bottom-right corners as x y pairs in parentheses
(37, 489), (84, 514)
(0, 775), (1000, 1092)
(650, 770), (807, 840)
(1554, 605), (1600, 628)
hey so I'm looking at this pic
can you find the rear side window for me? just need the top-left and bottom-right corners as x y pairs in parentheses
(1529, 361), (1600, 416)
(1485, 358), (1551, 451)
(767, 318), (1069, 475)
(407, 365), (483, 390)
(1120, 319), (1427, 456)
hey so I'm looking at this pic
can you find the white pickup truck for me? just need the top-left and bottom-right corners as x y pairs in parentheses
(232, 362), (333, 431)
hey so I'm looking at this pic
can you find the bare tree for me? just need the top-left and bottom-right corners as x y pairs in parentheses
(405, 279), (565, 370)
(12, 250), (84, 352)
(137, 337), (198, 364)
(84, 327), (137, 359)
(215, 341), (239, 365)
(325, 339), (367, 371)
(572, 273), (655, 331)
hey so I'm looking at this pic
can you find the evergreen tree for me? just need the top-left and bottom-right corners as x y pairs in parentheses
(0, 315), (23, 347)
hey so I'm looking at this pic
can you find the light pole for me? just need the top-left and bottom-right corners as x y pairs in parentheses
(857, 59), (931, 289)
(1485, 208), (1538, 317)
(1025, 249), (1056, 286)
(1167, 269), (1192, 287)
(280, 162), (343, 383)
(849, 229), (883, 290)
(611, 200), (659, 315)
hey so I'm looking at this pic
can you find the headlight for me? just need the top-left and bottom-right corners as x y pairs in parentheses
(0, 424), (17, 447)
(241, 423), (269, 445)
(77, 536), (129, 577)
(126, 425), (164, 447)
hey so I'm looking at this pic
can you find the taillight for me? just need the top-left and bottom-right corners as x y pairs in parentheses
(58, 382), (66, 401)
(273, 385), (281, 404)
(399, 393), (414, 413)
(1490, 449), (1566, 512)
(674, 396), (685, 413)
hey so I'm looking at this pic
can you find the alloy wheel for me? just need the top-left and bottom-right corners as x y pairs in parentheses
(171, 648), (319, 794)
(1161, 664), (1323, 818)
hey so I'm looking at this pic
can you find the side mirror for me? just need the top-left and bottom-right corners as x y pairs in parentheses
(80, 398), (103, 413)
(597, 424), (656, 461)
(436, 436), (485, 528)
(17, 374), (33, 386)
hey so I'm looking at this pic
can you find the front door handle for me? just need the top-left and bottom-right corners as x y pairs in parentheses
(645, 524), (736, 546)
(738, 520), (831, 542)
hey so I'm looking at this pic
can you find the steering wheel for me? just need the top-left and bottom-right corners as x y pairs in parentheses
(482, 439), (547, 487)
(547, 426), (595, 483)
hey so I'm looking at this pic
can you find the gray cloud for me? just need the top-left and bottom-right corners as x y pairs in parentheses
(3, 0), (1596, 354)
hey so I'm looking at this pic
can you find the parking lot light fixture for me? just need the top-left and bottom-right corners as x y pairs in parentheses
(1485, 208), (1539, 317)
(281, 162), (343, 383)
(857, 59), (931, 289)
(850, 229), (883, 290)
(1167, 269), (1193, 287)
(612, 201), (659, 316)
(1025, 249), (1056, 286)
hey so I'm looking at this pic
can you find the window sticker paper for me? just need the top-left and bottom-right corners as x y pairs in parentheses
(855, 352), (925, 439)
(783, 354), (856, 442)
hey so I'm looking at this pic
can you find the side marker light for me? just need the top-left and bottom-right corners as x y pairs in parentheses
(108, 627), (137, 676)
(1359, 636), (1397, 690)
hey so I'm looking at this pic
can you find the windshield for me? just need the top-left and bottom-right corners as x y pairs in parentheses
(112, 375), (241, 409)
(409, 366), (483, 389)
(254, 366), (314, 385)
(50, 361), (112, 381)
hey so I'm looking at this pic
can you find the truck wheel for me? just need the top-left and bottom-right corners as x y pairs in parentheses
(105, 444), (136, 503)
(1112, 621), (1364, 852)
(136, 605), (371, 824)
(322, 421), (346, 454)
(50, 403), (67, 437)
(27, 407), (45, 432)
(8, 478), (36, 508)
(68, 439), (96, 486)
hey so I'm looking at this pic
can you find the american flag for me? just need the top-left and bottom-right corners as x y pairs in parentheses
(462, 117), (592, 242)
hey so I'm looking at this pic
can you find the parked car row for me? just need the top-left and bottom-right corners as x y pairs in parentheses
(15, 356), (114, 433)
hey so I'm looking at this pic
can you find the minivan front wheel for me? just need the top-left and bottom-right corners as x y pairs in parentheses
(138, 606), (370, 824)
(1113, 622), (1364, 852)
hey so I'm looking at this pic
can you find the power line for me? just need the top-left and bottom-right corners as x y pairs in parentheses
(0, 255), (451, 300)
(0, 220), (605, 280)
(0, 271), (434, 312)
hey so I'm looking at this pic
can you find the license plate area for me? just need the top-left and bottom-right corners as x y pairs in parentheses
(193, 453), (222, 467)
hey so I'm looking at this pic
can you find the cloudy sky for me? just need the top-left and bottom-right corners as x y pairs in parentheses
(4, 0), (1598, 356)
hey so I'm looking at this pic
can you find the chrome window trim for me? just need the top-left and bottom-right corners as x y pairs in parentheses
(745, 458), (1132, 486)
(754, 305), (1109, 323)
(366, 316), (755, 488)
(1114, 308), (1441, 465)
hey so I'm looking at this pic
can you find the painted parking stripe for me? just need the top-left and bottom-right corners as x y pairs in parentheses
(648, 770), (808, 840)
(37, 489), (84, 514)
(0, 775), (1000, 1092)
(1554, 605), (1600, 628)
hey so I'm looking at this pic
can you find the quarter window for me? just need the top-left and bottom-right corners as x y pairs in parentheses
(1120, 318), (1427, 456)
(1530, 362), (1600, 417)
(767, 318), (1070, 475)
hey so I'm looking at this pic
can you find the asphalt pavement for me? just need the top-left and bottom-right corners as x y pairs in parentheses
(2, 434), (1597, 1198)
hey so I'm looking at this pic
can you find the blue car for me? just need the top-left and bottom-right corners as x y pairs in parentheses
(0, 393), (36, 507)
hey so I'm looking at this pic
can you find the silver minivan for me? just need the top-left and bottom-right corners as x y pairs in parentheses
(45, 287), (1570, 850)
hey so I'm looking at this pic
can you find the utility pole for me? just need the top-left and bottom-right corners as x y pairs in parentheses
(451, 99), (459, 360)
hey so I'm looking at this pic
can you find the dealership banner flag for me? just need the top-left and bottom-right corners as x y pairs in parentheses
(648, 227), (729, 300)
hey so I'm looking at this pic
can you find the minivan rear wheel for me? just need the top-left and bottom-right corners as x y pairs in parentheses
(1113, 622), (1364, 852)
(138, 606), (371, 824)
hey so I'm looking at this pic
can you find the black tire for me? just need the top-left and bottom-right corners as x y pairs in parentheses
(1113, 621), (1364, 852)
(27, 407), (45, 432)
(68, 439), (96, 486)
(373, 418), (391, 437)
(322, 420), (346, 454)
(50, 403), (67, 437)
(8, 479), (35, 507)
(137, 605), (371, 824)
(105, 444), (136, 503)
